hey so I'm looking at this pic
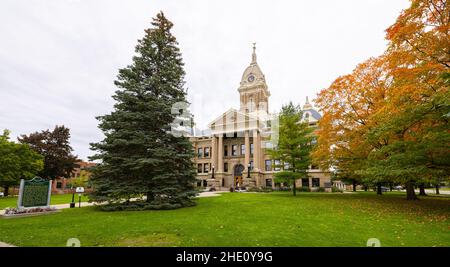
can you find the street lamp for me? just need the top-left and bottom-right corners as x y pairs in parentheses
(247, 163), (251, 178)
(212, 165), (215, 178)
(70, 186), (75, 208)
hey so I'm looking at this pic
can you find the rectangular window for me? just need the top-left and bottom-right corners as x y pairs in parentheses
(302, 178), (309, 187)
(197, 148), (203, 158)
(204, 147), (210, 158)
(241, 144), (245, 155)
(232, 145), (238, 156)
(197, 164), (202, 173)
(274, 160), (281, 171)
(312, 178), (320, 187)
(224, 163), (228, 172)
(265, 160), (272, 171)
(284, 162), (290, 170)
(250, 143), (254, 155)
(204, 163), (209, 173)
(265, 179), (272, 187)
(250, 161), (254, 170)
(224, 145), (228, 156)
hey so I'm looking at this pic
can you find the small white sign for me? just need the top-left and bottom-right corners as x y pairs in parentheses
(75, 187), (85, 193)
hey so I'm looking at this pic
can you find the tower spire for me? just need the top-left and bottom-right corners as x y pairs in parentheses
(303, 96), (312, 110)
(251, 42), (257, 64)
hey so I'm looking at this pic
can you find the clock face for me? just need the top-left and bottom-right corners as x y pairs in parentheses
(247, 75), (255, 82)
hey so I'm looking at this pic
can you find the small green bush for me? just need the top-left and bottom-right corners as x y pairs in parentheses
(297, 187), (310, 192)
(247, 187), (273, 193)
(332, 186), (344, 193)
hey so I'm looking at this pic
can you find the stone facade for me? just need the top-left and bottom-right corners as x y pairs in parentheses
(190, 45), (331, 190)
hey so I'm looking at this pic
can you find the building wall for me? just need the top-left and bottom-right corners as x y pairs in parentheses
(190, 135), (331, 190)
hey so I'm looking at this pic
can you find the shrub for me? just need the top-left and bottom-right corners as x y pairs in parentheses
(247, 187), (273, 193)
(297, 187), (310, 192)
(332, 186), (343, 193)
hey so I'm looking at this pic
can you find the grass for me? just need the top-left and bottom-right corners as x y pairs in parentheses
(0, 194), (89, 209)
(0, 192), (449, 247)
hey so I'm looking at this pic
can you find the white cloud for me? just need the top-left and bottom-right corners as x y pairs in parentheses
(0, 0), (410, 160)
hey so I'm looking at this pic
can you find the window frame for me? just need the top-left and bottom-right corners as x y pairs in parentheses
(231, 144), (238, 156)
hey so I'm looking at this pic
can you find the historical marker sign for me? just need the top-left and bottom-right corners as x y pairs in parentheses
(17, 177), (52, 208)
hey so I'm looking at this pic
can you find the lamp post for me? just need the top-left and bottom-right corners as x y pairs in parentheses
(212, 165), (215, 178)
(247, 163), (251, 178)
(70, 186), (75, 208)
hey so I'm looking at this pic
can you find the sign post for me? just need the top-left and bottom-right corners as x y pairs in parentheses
(75, 187), (84, 208)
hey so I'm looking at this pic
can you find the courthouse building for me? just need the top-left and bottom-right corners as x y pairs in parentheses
(189, 45), (331, 190)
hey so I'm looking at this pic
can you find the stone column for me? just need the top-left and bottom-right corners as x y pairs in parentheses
(211, 135), (217, 173)
(218, 135), (223, 172)
(244, 130), (250, 169)
(253, 130), (260, 171)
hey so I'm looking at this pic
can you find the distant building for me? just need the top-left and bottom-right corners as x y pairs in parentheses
(189, 45), (331, 190)
(52, 160), (96, 192)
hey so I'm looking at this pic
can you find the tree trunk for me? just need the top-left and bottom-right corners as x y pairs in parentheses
(406, 181), (418, 200)
(292, 179), (296, 196)
(419, 183), (427, 196)
(435, 184), (440, 195)
(3, 185), (9, 197)
(389, 183), (393, 192)
(364, 185), (368, 191)
(376, 183), (382, 195)
(352, 180), (356, 192)
(146, 191), (154, 202)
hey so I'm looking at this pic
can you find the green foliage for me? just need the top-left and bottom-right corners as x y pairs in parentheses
(18, 125), (77, 180)
(268, 102), (314, 195)
(89, 12), (197, 210)
(331, 186), (343, 193)
(297, 187), (310, 192)
(71, 170), (90, 188)
(247, 187), (273, 193)
(0, 130), (44, 196)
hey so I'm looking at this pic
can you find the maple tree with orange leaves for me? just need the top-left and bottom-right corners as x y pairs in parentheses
(313, 0), (449, 200)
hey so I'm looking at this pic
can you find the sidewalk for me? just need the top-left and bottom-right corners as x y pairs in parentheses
(0, 241), (15, 247)
(0, 191), (224, 215)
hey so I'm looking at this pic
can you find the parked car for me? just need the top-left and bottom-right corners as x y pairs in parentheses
(381, 186), (390, 192)
(0, 192), (4, 197)
(394, 185), (404, 191)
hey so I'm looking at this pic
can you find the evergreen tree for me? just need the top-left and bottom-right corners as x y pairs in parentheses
(268, 102), (314, 196)
(90, 12), (197, 210)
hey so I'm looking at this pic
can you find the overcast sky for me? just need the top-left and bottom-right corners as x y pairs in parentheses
(0, 0), (410, 160)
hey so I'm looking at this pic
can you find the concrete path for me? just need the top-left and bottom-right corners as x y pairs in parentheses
(197, 191), (227, 197)
(0, 241), (15, 247)
(0, 191), (225, 215)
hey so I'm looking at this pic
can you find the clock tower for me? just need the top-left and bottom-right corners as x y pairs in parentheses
(238, 44), (270, 114)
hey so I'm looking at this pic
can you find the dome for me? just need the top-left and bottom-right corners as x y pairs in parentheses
(239, 44), (266, 86)
(241, 64), (265, 84)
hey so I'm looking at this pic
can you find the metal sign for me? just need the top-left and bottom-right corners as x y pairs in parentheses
(17, 177), (52, 208)
(75, 187), (85, 193)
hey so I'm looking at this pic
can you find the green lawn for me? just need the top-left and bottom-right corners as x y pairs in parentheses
(0, 194), (89, 209)
(0, 192), (449, 247)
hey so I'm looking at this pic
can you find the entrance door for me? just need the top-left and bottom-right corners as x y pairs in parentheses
(233, 164), (244, 187)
